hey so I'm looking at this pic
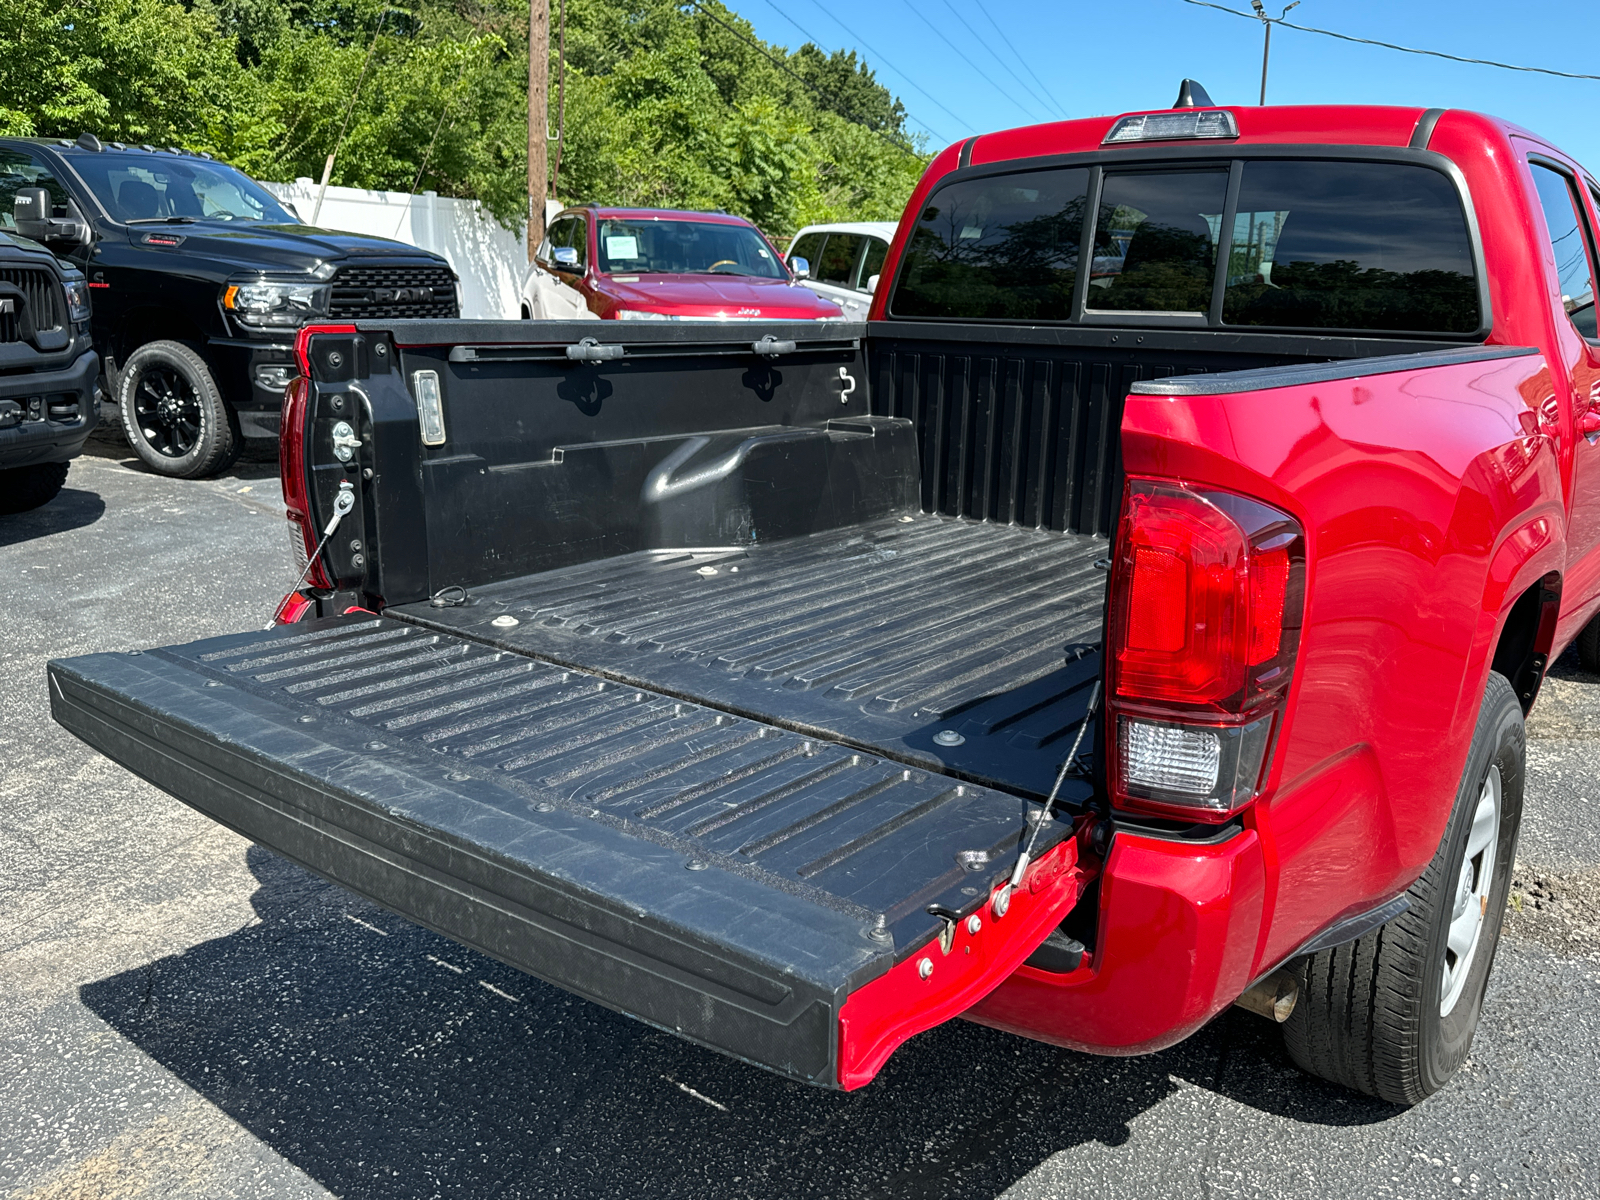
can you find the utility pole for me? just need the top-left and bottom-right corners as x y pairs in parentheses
(551, 0), (566, 199)
(527, 0), (549, 261)
(1251, 0), (1300, 106)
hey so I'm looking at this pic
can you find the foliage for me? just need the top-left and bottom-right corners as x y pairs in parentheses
(0, 0), (929, 234)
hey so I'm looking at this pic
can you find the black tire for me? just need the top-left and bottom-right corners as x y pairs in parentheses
(1577, 613), (1600, 673)
(117, 340), (236, 478)
(0, 462), (70, 514)
(1283, 671), (1523, 1105)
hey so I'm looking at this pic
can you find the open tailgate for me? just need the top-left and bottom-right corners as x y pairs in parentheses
(48, 615), (1089, 1088)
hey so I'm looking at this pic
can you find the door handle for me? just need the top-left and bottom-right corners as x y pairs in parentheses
(1581, 410), (1600, 443)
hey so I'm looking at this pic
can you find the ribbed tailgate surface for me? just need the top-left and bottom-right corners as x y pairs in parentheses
(396, 515), (1107, 800)
(48, 615), (1073, 1086)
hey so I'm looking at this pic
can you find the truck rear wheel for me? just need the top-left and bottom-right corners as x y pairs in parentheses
(1577, 614), (1600, 673)
(0, 462), (70, 514)
(117, 340), (237, 479)
(1282, 671), (1523, 1105)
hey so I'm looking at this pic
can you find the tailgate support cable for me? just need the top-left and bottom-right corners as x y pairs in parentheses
(269, 480), (356, 627)
(994, 680), (1101, 919)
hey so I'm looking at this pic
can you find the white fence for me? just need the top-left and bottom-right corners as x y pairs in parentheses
(261, 181), (562, 319)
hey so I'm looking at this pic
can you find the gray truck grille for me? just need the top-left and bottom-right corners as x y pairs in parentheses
(0, 266), (60, 344)
(329, 262), (459, 320)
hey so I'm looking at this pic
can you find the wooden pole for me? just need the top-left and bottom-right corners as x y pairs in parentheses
(552, 0), (566, 198)
(527, 0), (549, 261)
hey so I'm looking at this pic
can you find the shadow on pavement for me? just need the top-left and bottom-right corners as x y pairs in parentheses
(0, 487), (106, 547)
(78, 846), (1400, 1200)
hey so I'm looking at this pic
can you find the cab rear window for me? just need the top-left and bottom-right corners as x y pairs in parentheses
(890, 158), (1481, 335)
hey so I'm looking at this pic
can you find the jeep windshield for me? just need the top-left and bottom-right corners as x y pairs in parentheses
(597, 218), (786, 278)
(70, 154), (296, 225)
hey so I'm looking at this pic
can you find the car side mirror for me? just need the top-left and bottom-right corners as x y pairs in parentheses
(553, 246), (580, 268)
(865, 273), (880, 295)
(789, 256), (810, 279)
(13, 188), (90, 248)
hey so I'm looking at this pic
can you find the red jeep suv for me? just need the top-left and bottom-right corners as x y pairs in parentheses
(519, 206), (844, 322)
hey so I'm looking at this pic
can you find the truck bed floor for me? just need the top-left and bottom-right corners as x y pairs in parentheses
(395, 515), (1106, 801)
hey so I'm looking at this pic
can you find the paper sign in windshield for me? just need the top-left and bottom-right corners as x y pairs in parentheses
(605, 235), (640, 260)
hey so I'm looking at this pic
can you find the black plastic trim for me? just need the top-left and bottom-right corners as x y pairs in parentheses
(1291, 894), (1411, 959)
(958, 136), (976, 169)
(1128, 344), (1538, 396)
(866, 318), (1466, 358)
(1410, 108), (1447, 149)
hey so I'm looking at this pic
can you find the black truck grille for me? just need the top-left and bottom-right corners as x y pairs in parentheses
(0, 266), (61, 344)
(329, 262), (459, 320)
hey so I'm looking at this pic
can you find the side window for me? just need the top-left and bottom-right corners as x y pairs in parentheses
(789, 232), (825, 268)
(0, 149), (72, 231)
(817, 234), (864, 285)
(859, 237), (889, 291)
(556, 217), (588, 269)
(1530, 163), (1598, 340)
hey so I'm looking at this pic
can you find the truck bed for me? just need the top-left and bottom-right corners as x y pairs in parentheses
(393, 514), (1106, 802)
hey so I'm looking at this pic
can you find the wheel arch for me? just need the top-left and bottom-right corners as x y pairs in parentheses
(1490, 570), (1562, 713)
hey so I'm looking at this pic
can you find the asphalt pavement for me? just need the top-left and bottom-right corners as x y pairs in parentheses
(3, 443), (1599, 1200)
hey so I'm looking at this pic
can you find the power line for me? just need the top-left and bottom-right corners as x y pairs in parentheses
(936, 0), (1057, 118)
(764, 0), (961, 144)
(682, 1), (939, 154)
(1181, 0), (1600, 83)
(973, 0), (1069, 116)
(894, 0), (1047, 124)
(767, 0), (966, 142)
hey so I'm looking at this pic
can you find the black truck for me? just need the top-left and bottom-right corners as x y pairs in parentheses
(0, 223), (96, 514)
(0, 134), (460, 478)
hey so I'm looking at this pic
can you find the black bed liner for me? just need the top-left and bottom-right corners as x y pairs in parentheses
(48, 610), (1082, 1088)
(396, 514), (1106, 802)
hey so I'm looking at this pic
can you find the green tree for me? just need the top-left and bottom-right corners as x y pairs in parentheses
(0, 0), (931, 235)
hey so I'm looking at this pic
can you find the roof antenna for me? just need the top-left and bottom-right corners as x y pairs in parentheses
(1172, 79), (1214, 109)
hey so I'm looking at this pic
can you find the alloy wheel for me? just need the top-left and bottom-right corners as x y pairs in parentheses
(1441, 763), (1501, 1016)
(132, 364), (202, 458)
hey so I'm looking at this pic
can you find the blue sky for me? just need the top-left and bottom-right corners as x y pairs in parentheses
(737, 0), (1600, 170)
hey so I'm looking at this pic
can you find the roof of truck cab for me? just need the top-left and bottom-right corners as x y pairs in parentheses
(564, 207), (755, 225)
(962, 104), (1498, 165)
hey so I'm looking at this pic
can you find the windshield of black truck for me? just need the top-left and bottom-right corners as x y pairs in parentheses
(70, 154), (295, 224)
(890, 158), (1480, 335)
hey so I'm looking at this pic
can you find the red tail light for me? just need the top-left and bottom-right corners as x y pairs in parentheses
(1106, 479), (1305, 820)
(277, 325), (355, 606)
(278, 374), (331, 594)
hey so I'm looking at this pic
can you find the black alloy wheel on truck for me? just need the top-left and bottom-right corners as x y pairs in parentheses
(0, 462), (71, 515)
(117, 340), (237, 479)
(1283, 671), (1524, 1105)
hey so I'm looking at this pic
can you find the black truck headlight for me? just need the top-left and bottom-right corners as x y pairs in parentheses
(61, 274), (91, 323)
(224, 279), (331, 328)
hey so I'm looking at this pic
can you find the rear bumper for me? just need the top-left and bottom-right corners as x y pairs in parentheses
(0, 350), (99, 469)
(964, 825), (1267, 1054)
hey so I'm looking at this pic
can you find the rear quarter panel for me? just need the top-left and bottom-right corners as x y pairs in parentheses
(1121, 349), (1561, 966)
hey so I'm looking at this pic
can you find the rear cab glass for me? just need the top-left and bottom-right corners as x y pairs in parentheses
(890, 156), (1482, 336)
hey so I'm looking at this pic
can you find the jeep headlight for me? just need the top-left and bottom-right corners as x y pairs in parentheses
(61, 274), (91, 323)
(223, 278), (331, 328)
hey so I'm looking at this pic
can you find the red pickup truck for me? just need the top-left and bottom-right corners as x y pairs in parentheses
(50, 89), (1600, 1107)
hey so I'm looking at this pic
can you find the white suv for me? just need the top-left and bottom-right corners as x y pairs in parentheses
(785, 221), (896, 319)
